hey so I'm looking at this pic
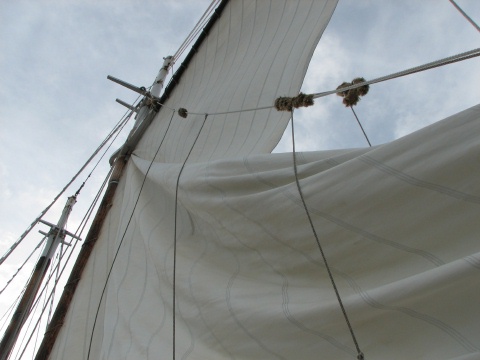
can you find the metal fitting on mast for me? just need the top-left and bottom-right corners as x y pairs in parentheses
(151, 55), (174, 98)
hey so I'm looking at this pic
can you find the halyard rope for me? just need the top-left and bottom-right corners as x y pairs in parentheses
(86, 110), (176, 360)
(12, 167), (113, 359)
(172, 113), (210, 360)
(0, 104), (136, 267)
(290, 109), (365, 360)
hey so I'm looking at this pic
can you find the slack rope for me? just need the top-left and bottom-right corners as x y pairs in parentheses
(172, 113), (210, 360)
(86, 110), (176, 360)
(290, 109), (364, 360)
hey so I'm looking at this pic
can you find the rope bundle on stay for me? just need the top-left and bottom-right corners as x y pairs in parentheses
(178, 108), (188, 118)
(274, 92), (314, 111)
(336, 77), (369, 106)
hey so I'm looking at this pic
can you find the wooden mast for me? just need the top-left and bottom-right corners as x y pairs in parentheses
(33, 1), (230, 358)
(0, 196), (78, 360)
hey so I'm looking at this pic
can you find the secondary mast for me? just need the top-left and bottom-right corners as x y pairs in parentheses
(0, 196), (79, 360)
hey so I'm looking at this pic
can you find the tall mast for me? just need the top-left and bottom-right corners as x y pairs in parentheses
(34, 1), (230, 358)
(0, 196), (78, 360)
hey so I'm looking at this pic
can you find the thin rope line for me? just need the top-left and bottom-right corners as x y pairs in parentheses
(0, 237), (46, 296)
(86, 109), (176, 360)
(350, 107), (372, 147)
(313, 48), (480, 99)
(10, 165), (112, 359)
(162, 48), (479, 118)
(290, 109), (364, 360)
(15, 238), (80, 360)
(18, 168), (113, 359)
(186, 105), (273, 116)
(74, 96), (139, 196)
(172, 1), (221, 62)
(0, 106), (135, 267)
(172, 113), (209, 360)
(448, 0), (480, 32)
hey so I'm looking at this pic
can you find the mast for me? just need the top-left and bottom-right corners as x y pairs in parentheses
(0, 196), (78, 360)
(32, 1), (229, 357)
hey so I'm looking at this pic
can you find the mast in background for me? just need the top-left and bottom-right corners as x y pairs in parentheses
(0, 196), (79, 360)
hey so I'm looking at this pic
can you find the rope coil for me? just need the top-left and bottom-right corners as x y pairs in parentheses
(275, 92), (314, 111)
(178, 108), (188, 118)
(336, 77), (369, 107)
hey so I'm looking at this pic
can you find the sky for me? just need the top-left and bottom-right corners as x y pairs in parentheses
(0, 0), (479, 357)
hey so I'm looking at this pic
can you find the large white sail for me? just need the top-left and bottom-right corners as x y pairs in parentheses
(2, 0), (480, 358)
(135, 0), (338, 163)
(48, 0), (343, 358)
(49, 98), (480, 359)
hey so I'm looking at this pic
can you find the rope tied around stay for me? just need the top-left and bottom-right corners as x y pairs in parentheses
(274, 92), (314, 111)
(178, 108), (188, 118)
(336, 77), (369, 106)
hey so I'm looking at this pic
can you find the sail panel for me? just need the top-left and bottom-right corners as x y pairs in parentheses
(135, 0), (339, 163)
(50, 104), (480, 359)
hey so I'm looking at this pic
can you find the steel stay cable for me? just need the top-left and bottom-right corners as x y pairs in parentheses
(290, 109), (364, 360)
(0, 113), (128, 356)
(3, 227), (80, 359)
(0, 105), (136, 266)
(448, 0), (480, 32)
(14, 242), (79, 360)
(2, 166), (112, 359)
(0, 237), (47, 296)
(172, 0), (221, 62)
(14, 166), (113, 359)
(312, 47), (480, 99)
(152, 47), (480, 118)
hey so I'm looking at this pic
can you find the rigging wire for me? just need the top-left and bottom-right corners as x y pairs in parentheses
(312, 48), (480, 100)
(3, 9), (477, 355)
(349, 106), (372, 147)
(289, 109), (364, 360)
(448, 0), (480, 32)
(0, 100), (131, 357)
(2, 164), (113, 359)
(14, 244), (77, 360)
(0, 106), (136, 267)
(86, 109), (176, 360)
(0, 237), (47, 296)
(47, 245), (62, 324)
(12, 285), (42, 360)
(153, 47), (480, 117)
(11, 169), (109, 359)
(172, 0), (221, 62)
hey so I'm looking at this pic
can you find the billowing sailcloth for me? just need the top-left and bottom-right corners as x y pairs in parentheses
(44, 0), (480, 359)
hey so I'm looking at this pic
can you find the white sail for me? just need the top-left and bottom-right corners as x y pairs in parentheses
(135, 0), (338, 163)
(2, 0), (480, 358)
(50, 97), (480, 359)
(49, 0), (343, 358)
